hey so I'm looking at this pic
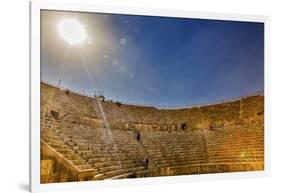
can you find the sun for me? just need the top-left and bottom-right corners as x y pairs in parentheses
(57, 18), (87, 46)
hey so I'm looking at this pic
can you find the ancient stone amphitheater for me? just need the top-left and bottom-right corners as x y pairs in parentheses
(40, 82), (264, 183)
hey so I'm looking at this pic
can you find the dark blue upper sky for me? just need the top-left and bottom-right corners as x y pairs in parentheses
(42, 11), (264, 107)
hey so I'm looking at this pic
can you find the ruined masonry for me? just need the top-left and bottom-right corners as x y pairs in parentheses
(40, 82), (264, 183)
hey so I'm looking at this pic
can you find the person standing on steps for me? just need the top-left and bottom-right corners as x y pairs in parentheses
(136, 130), (141, 142)
(144, 158), (149, 170)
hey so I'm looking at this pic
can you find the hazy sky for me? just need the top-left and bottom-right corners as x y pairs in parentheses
(41, 10), (264, 107)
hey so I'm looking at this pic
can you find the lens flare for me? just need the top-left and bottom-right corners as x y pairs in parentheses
(58, 18), (87, 45)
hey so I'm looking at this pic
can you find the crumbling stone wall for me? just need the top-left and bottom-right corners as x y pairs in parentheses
(41, 82), (263, 132)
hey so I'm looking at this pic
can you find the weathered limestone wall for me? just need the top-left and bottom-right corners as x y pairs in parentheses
(41, 143), (78, 183)
(41, 142), (97, 183)
(41, 82), (264, 132)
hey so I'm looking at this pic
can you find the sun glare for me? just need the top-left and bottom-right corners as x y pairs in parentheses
(57, 18), (87, 45)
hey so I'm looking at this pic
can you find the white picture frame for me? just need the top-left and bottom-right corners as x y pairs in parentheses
(30, 0), (270, 192)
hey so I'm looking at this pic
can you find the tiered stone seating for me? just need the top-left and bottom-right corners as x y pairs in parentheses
(141, 131), (207, 168)
(40, 82), (264, 182)
(41, 116), (93, 171)
(41, 114), (148, 180)
(241, 96), (264, 118)
(41, 83), (97, 118)
(207, 122), (264, 163)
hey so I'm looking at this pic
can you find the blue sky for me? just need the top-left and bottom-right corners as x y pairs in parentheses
(41, 10), (264, 107)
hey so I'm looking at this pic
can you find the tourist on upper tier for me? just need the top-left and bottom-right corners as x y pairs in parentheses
(145, 158), (149, 170)
(136, 131), (141, 141)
